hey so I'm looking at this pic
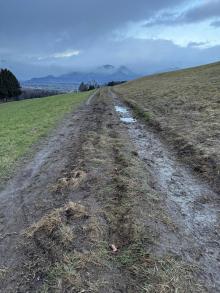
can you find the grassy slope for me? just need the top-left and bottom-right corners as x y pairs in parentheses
(115, 62), (220, 190)
(0, 92), (90, 179)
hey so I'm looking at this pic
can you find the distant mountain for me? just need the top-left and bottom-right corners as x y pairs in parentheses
(95, 64), (116, 75)
(23, 65), (139, 86)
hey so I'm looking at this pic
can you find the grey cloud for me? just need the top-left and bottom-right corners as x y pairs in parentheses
(0, 0), (186, 77)
(182, 0), (220, 23)
(0, 0), (186, 66)
(5, 38), (220, 80)
(144, 0), (220, 27)
(144, 12), (178, 27)
(1, 0), (220, 79)
(187, 41), (209, 48)
(0, 0), (184, 40)
(211, 20), (220, 27)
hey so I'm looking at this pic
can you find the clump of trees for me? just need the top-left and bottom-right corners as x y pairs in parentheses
(0, 69), (21, 102)
(78, 81), (100, 92)
(107, 81), (126, 86)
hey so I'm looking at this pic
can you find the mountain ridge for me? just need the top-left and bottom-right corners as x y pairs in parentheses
(24, 65), (139, 85)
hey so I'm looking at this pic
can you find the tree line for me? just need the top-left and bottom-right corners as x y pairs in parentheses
(78, 81), (100, 92)
(78, 80), (127, 92)
(0, 69), (21, 102)
(106, 80), (126, 86)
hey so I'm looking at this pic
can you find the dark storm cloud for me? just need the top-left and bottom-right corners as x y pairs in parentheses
(1, 0), (220, 79)
(182, 0), (220, 23)
(0, 0), (184, 43)
(144, 0), (220, 27)
(0, 0), (186, 77)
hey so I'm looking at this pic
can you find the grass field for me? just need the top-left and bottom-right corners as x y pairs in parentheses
(115, 62), (220, 190)
(0, 92), (90, 179)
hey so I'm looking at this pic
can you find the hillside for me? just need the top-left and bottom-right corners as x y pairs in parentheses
(115, 61), (220, 191)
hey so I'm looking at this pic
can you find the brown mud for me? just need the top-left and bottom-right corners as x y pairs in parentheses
(0, 89), (219, 292)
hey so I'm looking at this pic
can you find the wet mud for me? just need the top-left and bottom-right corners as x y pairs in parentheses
(0, 89), (219, 292)
(112, 90), (220, 292)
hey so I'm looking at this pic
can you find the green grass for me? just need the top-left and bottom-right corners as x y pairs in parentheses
(0, 92), (90, 179)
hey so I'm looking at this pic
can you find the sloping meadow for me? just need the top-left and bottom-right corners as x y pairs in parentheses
(115, 62), (220, 191)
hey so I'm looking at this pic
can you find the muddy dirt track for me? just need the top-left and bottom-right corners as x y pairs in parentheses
(0, 89), (219, 292)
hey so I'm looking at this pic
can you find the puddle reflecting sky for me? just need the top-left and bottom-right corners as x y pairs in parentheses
(115, 105), (136, 123)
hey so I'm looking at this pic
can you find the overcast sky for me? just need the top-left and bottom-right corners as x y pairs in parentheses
(0, 0), (220, 79)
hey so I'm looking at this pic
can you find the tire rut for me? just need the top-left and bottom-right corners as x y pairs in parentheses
(110, 89), (220, 292)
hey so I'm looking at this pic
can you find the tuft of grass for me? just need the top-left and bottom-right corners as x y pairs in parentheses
(24, 201), (88, 238)
(126, 100), (152, 122)
(115, 241), (204, 293)
(17, 199), (110, 292)
(41, 249), (110, 293)
(0, 92), (90, 179)
(0, 268), (7, 280)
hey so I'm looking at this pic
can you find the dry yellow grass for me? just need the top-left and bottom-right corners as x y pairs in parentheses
(116, 62), (220, 190)
(24, 201), (88, 238)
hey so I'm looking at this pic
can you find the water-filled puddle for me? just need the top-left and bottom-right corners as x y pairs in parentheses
(115, 105), (136, 123)
(115, 106), (127, 113)
(120, 117), (136, 123)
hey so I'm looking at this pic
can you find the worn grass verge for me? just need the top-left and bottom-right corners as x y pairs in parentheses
(0, 92), (90, 179)
(115, 62), (220, 191)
